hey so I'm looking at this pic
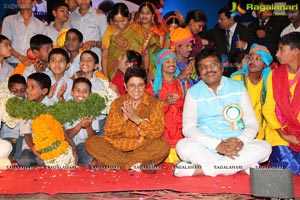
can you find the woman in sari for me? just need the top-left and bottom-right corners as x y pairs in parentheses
(163, 10), (207, 57)
(101, 3), (161, 80)
(138, 2), (166, 79)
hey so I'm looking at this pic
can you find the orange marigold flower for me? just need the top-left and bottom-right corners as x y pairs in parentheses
(95, 71), (108, 80)
(31, 114), (69, 160)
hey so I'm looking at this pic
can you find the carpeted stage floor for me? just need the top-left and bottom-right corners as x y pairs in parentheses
(0, 163), (299, 199)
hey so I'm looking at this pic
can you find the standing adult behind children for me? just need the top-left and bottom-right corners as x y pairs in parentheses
(281, 0), (300, 37)
(85, 66), (169, 173)
(248, 0), (289, 59)
(21, 34), (53, 79)
(164, 10), (207, 58)
(174, 47), (271, 177)
(231, 44), (273, 140)
(69, 0), (107, 67)
(45, 2), (70, 46)
(0, 35), (13, 82)
(101, 3), (159, 80)
(1, 0), (46, 66)
(137, 2), (165, 79)
(263, 32), (300, 174)
(146, 49), (188, 163)
(201, 7), (254, 63)
(138, 2), (166, 46)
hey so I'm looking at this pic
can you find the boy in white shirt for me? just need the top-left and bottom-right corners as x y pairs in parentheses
(17, 73), (55, 166)
(47, 48), (73, 102)
(69, 0), (107, 67)
(45, 2), (70, 46)
(65, 78), (99, 166)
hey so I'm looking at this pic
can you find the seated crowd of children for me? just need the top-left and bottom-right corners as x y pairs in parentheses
(0, 0), (299, 176)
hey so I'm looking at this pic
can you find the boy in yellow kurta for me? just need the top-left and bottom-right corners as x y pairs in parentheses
(231, 43), (273, 140)
(263, 32), (300, 174)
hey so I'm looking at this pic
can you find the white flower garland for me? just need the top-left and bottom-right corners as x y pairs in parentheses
(44, 146), (76, 168)
(0, 81), (19, 128)
(96, 87), (118, 115)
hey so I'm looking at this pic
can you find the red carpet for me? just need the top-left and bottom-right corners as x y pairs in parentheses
(0, 164), (299, 196)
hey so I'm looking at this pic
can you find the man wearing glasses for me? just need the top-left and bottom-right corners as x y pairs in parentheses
(174, 47), (271, 177)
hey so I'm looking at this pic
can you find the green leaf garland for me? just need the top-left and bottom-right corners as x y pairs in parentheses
(6, 93), (106, 124)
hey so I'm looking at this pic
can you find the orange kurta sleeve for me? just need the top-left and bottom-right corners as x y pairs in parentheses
(9, 63), (27, 76)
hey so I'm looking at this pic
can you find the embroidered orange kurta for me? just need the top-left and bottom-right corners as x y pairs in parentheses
(103, 93), (164, 151)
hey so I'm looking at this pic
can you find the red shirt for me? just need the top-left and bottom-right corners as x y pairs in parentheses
(111, 71), (126, 95)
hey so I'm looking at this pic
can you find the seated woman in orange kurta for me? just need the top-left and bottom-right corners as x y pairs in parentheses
(85, 66), (170, 173)
(146, 49), (189, 163)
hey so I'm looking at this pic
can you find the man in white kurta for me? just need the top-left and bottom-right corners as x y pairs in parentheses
(175, 47), (271, 177)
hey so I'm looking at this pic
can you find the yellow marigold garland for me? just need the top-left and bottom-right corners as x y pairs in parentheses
(31, 114), (69, 161)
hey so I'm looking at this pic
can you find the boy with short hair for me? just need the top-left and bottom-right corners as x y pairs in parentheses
(65, 77), (99, 166)
(69, 0), (107, 67)
(45, 2), (70, 46)
(47, 48), (73, 102)
(2, 0), (46, 66)
(0, 74), (27, 160)
(64, 28), (83, 77)
(0, 35), (14, 83)
(17, 73), (54, 166)
(22, 34), (53, 79)
(74, 50), (105, 91)
(263, 32), (300, 174)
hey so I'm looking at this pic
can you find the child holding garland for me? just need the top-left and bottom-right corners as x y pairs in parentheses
(17, 73), (55, 166)
(65, 78), (99, 166)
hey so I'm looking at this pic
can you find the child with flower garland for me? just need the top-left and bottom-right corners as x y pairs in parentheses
(0, 35), (14, 83)
(0, 75), (26, 160)
(47, 48), (73, 102)
(17, 73), (55, 166)
(65, 77), (99, 166)
(74, 50), (115, 134)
